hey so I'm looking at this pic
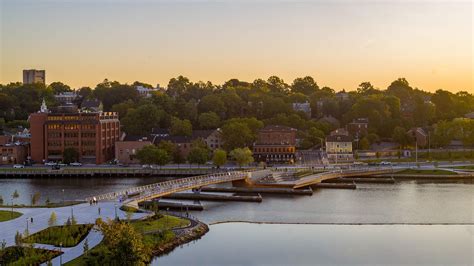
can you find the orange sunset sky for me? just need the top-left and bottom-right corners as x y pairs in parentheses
(1, 0), (472, 93)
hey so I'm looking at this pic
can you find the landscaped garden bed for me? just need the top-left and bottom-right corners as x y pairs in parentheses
(0, 210), (22, 222)
(0, 246), (61, 265)
(24, 224), (93, 247)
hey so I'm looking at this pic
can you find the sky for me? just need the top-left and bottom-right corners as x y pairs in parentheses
(0, 0), (472, 93)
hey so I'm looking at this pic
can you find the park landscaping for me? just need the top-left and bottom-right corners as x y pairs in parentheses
(65, 214), (199, 266)
(0, 246), (61, 265)
(396, 169), (458, 176)
(0, 210), (22, 222)
(24, 224), (94, 247)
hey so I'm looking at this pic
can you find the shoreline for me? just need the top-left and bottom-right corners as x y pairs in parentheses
(208, 220), (474, 226)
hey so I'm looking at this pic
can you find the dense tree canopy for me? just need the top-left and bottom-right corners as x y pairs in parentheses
(1, 75), (473, 151)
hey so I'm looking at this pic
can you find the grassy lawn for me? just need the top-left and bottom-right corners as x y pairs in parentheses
(396, 169), (458, 175)
(65, 214), (189, 266)
(24, 224), (93, 247)
(449, 165), (474, 170)
(0, 201), (84, 209)
(131, 214), (189, 234)
(0, 210), (22, 222)
(0, 246), (61, 265)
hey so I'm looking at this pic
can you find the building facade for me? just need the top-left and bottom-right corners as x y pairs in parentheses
(115, 138), (152, 165)
(326, 128), (353, 162)
(23, 69), (46, 84)
(347, 118), (369, 139)
(29, 110), (120, 164)
(253, 125), (297, 164)
(292, 102), (311, 117)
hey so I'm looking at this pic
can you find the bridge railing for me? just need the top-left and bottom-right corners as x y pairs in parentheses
(128, 171), (248, 204)
(85, 171), (248, 202)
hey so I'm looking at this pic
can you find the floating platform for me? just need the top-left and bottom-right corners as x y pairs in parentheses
(201, 186), (313, 195)
(311, 182), (357, 189)
(140, 200), (204, 211)
(163, 192), (263, 202)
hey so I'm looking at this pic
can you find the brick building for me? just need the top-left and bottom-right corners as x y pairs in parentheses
(115, 136), (152, 165)
(0, 141), (29, 165)
(347, 118), (369, 139)
(29, 104), (120, 164)
(253, 125), (297, 163)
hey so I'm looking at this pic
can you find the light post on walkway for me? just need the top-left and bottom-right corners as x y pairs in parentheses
(25, 217), (29, 235)
(62, 189), (65, 204)
(114, 203), (118, 221)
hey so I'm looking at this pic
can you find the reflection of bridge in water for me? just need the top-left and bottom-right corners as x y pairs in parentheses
(86, 167), (397, 208)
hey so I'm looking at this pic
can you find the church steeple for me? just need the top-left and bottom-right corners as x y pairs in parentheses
(40, 98), (48, 113)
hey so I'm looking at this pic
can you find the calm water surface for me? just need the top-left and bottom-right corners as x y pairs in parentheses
(1, 177), (473, 265)
(154, 223), (474, 266)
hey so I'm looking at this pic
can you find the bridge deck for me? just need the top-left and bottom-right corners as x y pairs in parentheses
(289, 167), (397, 188)
(86, 171), (249, 207)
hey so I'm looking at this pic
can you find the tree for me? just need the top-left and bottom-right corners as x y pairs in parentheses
(198, 94), (226, 115)
(122, 104), (164, 136)
(221, 122), (254, 151)
(169, 117), (192, 137)
(31, 192), (41, 206)
(48, 82), (71, 94)
(15, 231), (22, 246)
(96, 219), (150, 265)
(187, 146), (209, 166)
(48, 212), (57, 227)
(198, 112), (221, 129)
(291, 76), (319, 95)
(212, 149), (227, 168)
(358, 137), (370, 150)
(83, 238), (89, 256)
(135, 145), (170, 167)
(0, 195), (3, 205)
(12, 190), (19, 204)
(63, 147), (79, 164)
(230, 148), (254, 167)
(392, 126), (411, 148)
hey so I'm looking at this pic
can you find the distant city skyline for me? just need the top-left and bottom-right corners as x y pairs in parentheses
(1, 0), (472, 93)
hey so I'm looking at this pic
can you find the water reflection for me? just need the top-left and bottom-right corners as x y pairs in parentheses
(154, 223), (474, 266)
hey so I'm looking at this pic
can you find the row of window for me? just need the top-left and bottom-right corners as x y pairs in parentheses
(48, 132), (97, 138)
(254, 147), (295, 153)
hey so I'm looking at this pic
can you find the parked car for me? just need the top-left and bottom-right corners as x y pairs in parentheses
(70, 162), (82, 166)
(44, 162), (57, 166)
(379, 161), (392, 166)
(13, 164), (24, 168)
(58, 163), (67, 167)
(142, 164), (152, 169)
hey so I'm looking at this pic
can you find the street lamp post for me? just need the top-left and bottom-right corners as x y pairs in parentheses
(62, 189), (65, 204)
(26, 218), (29, 235)
(114, 204), (118, 220)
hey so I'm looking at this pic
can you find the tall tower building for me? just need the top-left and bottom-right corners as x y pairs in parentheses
(23, 69), (46, 84)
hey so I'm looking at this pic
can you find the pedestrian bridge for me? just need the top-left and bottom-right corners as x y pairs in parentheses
(291, 167), (396, 188)
(86, 171), (250, 208)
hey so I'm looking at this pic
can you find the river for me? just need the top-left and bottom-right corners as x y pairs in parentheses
(1, 177), (473, 265)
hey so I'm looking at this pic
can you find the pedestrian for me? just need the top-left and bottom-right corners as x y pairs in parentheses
(89, 200), (92, 206)
(31, 217), (33, 223)
(98, 207), (101, 215)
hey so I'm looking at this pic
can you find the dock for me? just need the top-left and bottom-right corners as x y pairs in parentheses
(201, 186), (313, 195)
(163, 192), (263, 202)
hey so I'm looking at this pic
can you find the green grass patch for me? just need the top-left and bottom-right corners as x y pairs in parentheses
(449, 165), (474, 170)
(0, 201), (84, 209)
(131, 214), (189, 234)
(24, 224), (93, 247)
(65, 214), (189, 266)
(396, 169), (458, 176)
(0, 210), (22, 222)
(0, 246), (61, 265)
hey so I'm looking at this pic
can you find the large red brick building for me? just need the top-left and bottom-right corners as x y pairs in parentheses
(29, 107), (120, 164)
(253, 125), (297, 163)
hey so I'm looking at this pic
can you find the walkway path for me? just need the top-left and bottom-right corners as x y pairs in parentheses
(0, 202), (149, 265)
